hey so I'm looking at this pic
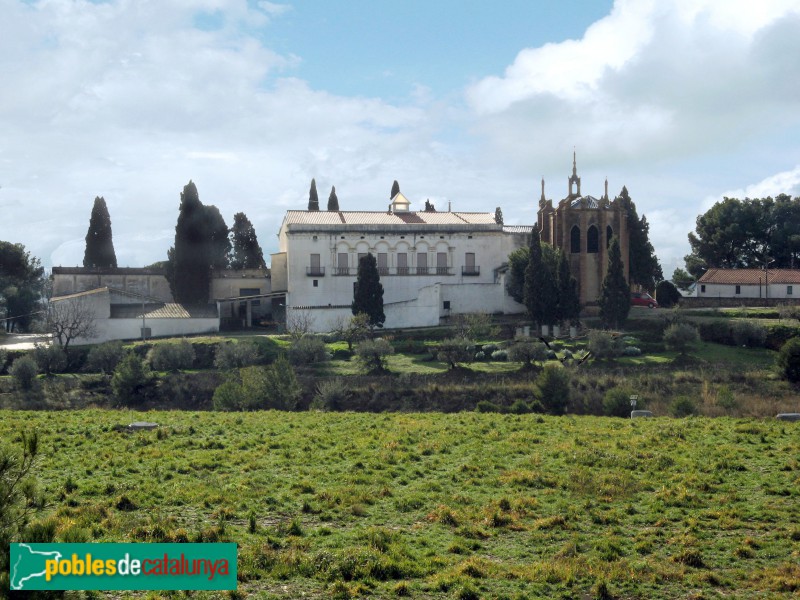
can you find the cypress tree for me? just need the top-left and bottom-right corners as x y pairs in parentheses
(168, 181), (232, 303)
(494, 207), (504, 225)
(598, 236), (630, 329)
(83, 196), (117, 268)
(523, 227), (546, 327)
(229, 212), (266, 270)
(390, 180), (400, 198)
(556, 250), (580, 325)
(327, 186), (339, 211)
(308, 178), (319, 211)
(352, 253), (385, 329)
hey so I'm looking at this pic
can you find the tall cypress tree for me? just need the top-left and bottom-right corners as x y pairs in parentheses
(523, 227), (546, 327)
(327, 186), (339, 211)
(229, 212), (266, 269)
(556, 250), (580, 325)
(308, 178), (319, 211)
(619, 187), (662, 292)
(83, 196), (117, 268)
(352, 253), (385, 329)
(494, 207), (504, 225)
(390, 180), (400, 198)
(598, 236), (630, 329)
(171, 181), (222, 304)
(205, 205), (230, 271)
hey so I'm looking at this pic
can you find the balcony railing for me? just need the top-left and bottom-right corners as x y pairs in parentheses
(330, 266), (453, 276)
(462, 266), (480, 276)
(306, 267), (325, 276)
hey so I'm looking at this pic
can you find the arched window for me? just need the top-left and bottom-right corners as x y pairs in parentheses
(606, 226), (613, 249)
(587, 225), (599, 253)
(570, 226), (581, 254)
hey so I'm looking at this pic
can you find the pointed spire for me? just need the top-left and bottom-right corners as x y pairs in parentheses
(541, 178), (546, 202)
(604, 177), (609, 200)
(572, 148), (577, 177)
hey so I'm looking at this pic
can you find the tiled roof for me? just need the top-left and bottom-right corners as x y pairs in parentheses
(570, 195), (603, 209)
(503, 225), (534, 234)
(698, 268), (800, 285)
(283, 210), (497, 227)
(110, 303), (218, 319)
(50, 287), (110, 301)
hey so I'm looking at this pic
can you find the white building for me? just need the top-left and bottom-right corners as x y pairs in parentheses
(697, 268), (800, 299)
(270, 193), (530, 332)
(48, 287), (220, 346)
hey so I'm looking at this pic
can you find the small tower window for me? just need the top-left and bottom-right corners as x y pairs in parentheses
(570, 226), (581, 254)
(587, 226), (599, 254)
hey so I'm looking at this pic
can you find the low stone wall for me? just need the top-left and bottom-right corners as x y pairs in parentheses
(681, 297), (800, 309)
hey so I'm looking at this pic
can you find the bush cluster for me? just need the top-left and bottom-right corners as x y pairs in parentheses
(731, 320), (767, 348)
(213, 356), (300, 411)
(355, 339), (394, 373)
(214, 341), (261, 370)
(148, 340), (195, 372)
(776, 336), (800, 382)
(288, 336), (328, 365)
(86, 341), (126, 374)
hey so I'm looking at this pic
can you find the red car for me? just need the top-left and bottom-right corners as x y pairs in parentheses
(631, 292), (658, 308)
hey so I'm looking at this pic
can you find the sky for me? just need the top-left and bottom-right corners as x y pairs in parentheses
(2, 0), (800, 279)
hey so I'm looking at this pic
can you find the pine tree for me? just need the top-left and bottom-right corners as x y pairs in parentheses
(390, 180), (400, 198)
(556, 250), (580, 325)
(598, 236), (630, 329)
(523, 227), (546, 327)
(229, 212), (266, 270)
(352, 253), (385, 329)
(327, 186), (339, 211)
(308, 178), (319, 211)
(494, 207), (504, 225)
(83, 196), (117, 268)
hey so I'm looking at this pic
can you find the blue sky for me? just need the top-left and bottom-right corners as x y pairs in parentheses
(1, 0), (799, 279)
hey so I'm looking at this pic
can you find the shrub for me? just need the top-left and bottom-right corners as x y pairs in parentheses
(111, 354), (155, 406)
(587, 331), (624, 359)
(731, 320), (767, 348)
(0, 348), (7, 374)
(655, 280), (681, 308)
(507, 340), (549, 366)
(32, 343), (67, 376)
(86, 340), (126, 374)
(603, 388), (637, 417)
(437, 337), (473, 368)
(212, 376), (245, 411)
(481, 343), (499, 355)
(776, 336), (800, 382)
(214, 341), (260, 370)
(622, 346), (642, 356)
(215, 357), (301, 411)
(452, 313), (499, 340)
(535, 364), (570, 415)
(312, 378), (350, 411)
(356, 339), (395, 373)
(491, 350), (508, 362)
(670, 396), (697, 417)
(288, 335), (329, 365)
(778, 303), (800, 323)
(148, 340), (195, 372)
(664, 323), (700, 355)
(9, 356), (39, 390)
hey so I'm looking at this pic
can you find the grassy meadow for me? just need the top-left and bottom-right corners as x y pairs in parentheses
(3, 410), (800, 599)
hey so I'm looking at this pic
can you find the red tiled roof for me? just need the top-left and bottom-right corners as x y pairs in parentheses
(698, 268), (800, 285)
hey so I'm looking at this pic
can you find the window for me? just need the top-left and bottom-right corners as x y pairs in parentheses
(417, 252), (428, 274)
(606, 225), (613, 248)
(701, 284), (706, 293)
(437, 252), (448, 274)
(240, 287), (260, 307)
(788, 285), (793, 295)
(735, 285), (741, 295)
(464, 252), (479, 276)
(570, 226), (581, 253)
(313, 280), (318, 287)
(397, 252), (408, 275)
(377, 252), (388, 275)
(308, 253), (323, 276)
(337, 252), (348, 275)
(587, 225), (599, 253)
(443, 301), (451, 310)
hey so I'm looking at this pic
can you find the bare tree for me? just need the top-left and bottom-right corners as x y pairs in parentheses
(285, 308), (315, 340)
(47, 297), (98, 349)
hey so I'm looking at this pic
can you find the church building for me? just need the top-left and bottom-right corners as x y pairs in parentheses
(537, 153), (630, 304)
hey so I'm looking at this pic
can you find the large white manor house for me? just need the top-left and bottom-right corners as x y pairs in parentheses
(270, 158), (629, 332)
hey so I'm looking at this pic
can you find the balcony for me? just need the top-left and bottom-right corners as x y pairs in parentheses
(333, 267), (353, 276)
(306, 267), (325, 276)
(327, 266), (454, 276)
(462, 266), (480, 276)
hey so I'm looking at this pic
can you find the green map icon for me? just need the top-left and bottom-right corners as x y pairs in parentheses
(10, 543), (63, 590)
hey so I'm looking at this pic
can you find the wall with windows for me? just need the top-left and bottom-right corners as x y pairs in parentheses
(698, 282), (796, 299)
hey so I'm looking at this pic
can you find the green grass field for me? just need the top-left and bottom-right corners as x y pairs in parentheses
(4, 410), (800, 599)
